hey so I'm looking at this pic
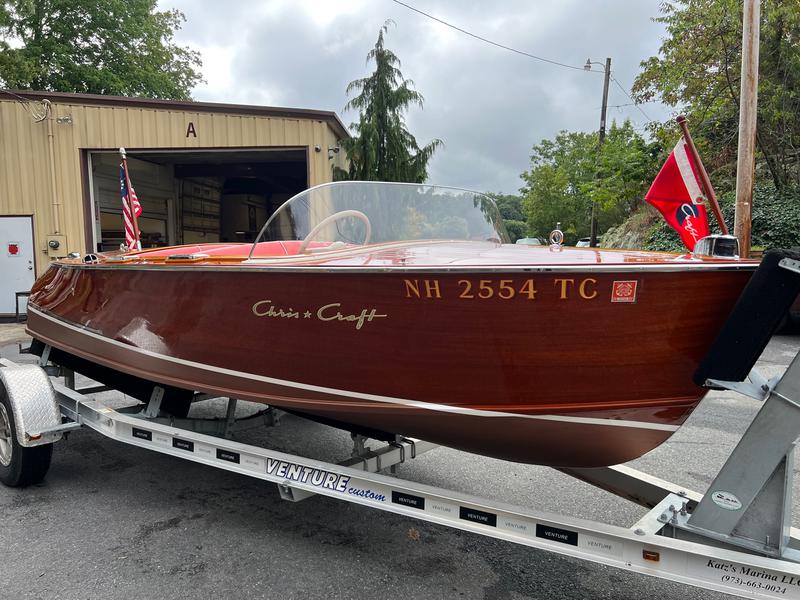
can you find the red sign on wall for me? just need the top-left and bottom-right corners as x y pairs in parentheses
(7, 242), (19, 256)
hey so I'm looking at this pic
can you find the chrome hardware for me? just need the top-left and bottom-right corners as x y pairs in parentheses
(165, 254), (209, 261)
(692, 235), (739, 259)
(549, 223), (564, 248)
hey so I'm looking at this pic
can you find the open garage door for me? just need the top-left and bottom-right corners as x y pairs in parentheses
(87, 149), (308, 252)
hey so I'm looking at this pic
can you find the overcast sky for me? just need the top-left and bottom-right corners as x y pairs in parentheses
(160, 0), (674, 195)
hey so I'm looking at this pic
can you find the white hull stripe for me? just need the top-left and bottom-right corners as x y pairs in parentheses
(30, 307), (680, 433)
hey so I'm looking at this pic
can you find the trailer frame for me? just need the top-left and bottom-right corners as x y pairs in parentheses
(3, 345), (800, 599)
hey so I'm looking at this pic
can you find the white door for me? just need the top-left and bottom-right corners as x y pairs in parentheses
(0, 216), (35, 315)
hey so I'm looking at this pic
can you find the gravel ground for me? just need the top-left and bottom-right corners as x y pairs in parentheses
(1, 325), (799, 600)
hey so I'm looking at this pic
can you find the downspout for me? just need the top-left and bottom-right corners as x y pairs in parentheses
(43, 99), (61, 234)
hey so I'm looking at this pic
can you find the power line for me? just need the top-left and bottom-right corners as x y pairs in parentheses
(390, 0), (588, 72)
(389, 1), (658, 125)
(0, 88), (34, 112)
(0, 88), (48, 121)
(610, 77), (654, 123)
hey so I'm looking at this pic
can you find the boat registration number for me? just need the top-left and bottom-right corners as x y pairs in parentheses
(403, 278), (602, 301)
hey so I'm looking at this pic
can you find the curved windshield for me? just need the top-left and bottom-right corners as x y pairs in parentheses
(249, 181), (508, 258)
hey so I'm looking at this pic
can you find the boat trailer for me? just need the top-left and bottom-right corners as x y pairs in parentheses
(2, 250), (800, 599)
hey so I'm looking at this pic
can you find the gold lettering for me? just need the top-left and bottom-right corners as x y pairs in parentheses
(253, 300), (271, 316)
(498, 279), (515, 300)
(519, 279), (537, 299)
(317, 303), (342, 321)
(478, 280), (494, 299)
(252, 300), (299, 318)
(317, 303), (387, 330)
(554, 278), (574, 300)
(404, 279), (421, 299)
(356, 308), (388, 330)
(424, 279), (441, 299)
(579, 278), (598, 299)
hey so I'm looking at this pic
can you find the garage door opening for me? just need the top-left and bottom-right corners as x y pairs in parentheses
(87, 149), (308, 252)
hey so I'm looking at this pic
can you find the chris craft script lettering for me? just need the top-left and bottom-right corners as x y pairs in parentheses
(252, 300), (387, 330)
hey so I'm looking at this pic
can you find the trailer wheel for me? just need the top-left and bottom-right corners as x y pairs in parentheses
(0, 387), (53, 487)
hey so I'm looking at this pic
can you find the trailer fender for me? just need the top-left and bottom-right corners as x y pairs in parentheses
(0, 364), (62, 447)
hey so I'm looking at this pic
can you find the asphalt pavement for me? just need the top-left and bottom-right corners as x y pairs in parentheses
(1, 323), (799, 600)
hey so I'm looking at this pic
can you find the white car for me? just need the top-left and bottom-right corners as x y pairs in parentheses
(515, 237), (545, 245)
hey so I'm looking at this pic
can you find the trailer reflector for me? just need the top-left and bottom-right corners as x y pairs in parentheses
(643, 550), (661, 562)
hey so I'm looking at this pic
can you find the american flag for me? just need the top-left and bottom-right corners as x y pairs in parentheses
(120, 163), (142, 250)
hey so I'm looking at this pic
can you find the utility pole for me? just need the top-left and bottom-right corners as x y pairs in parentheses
(589, 57), (611, 248)
(734, 0), (760, 258)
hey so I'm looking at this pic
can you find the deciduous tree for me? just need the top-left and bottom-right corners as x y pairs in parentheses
(0, 0), (202, 99)
(487, 193), (527, 242)
(520, 121), (657, 244)
(632, 0), (800, 189)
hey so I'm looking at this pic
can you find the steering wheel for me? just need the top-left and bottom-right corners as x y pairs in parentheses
(298, 210), (372, 254)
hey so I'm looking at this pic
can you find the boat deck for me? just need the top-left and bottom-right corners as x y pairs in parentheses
(80, 240), (760, 269)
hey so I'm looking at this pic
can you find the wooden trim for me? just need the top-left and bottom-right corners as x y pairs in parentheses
(0, 89), (350, 140)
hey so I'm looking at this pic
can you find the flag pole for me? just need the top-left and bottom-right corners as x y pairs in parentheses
(119, 147), (141, 250)
(675, 116), (729, 235)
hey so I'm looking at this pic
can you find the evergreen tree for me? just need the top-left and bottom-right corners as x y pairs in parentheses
(337, 21), (441, 183)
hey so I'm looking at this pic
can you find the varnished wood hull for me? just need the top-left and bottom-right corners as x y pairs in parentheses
(27, 257), (754, 467)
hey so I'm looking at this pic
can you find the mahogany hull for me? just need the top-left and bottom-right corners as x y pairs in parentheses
(27, 260), (754, 467)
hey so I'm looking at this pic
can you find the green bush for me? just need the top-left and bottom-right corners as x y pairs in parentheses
(739, 186), (800, 249)
(503, 219), (528, 243)
(645, 185), (800, 252)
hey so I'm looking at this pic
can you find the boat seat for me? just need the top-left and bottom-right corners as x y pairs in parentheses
(249, 241), (345, 257)
(137, 244), (248, 258)
(133, 241), (342, 259)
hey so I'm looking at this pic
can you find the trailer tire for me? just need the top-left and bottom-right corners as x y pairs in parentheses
(0, 387), (53, 488)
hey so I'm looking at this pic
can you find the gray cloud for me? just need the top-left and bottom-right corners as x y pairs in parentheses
(162, 0), (672, 193)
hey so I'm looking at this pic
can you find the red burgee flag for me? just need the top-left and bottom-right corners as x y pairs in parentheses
(644, 140), (710, 251)
(120, 163), (142, 250)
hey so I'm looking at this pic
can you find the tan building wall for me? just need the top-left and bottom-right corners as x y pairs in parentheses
(0, 91), (349, 275)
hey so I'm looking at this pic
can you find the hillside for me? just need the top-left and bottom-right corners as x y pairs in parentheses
(599, 204), (661, 250)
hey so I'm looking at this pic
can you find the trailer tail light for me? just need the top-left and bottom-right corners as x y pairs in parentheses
(8, 242), (19, 256)
(642, 550), (660, 562)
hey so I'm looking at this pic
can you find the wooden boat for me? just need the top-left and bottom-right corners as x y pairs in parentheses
(25, 182), (757, 467)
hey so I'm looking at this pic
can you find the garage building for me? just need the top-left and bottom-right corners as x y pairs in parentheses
(0, 90), (349, 314)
